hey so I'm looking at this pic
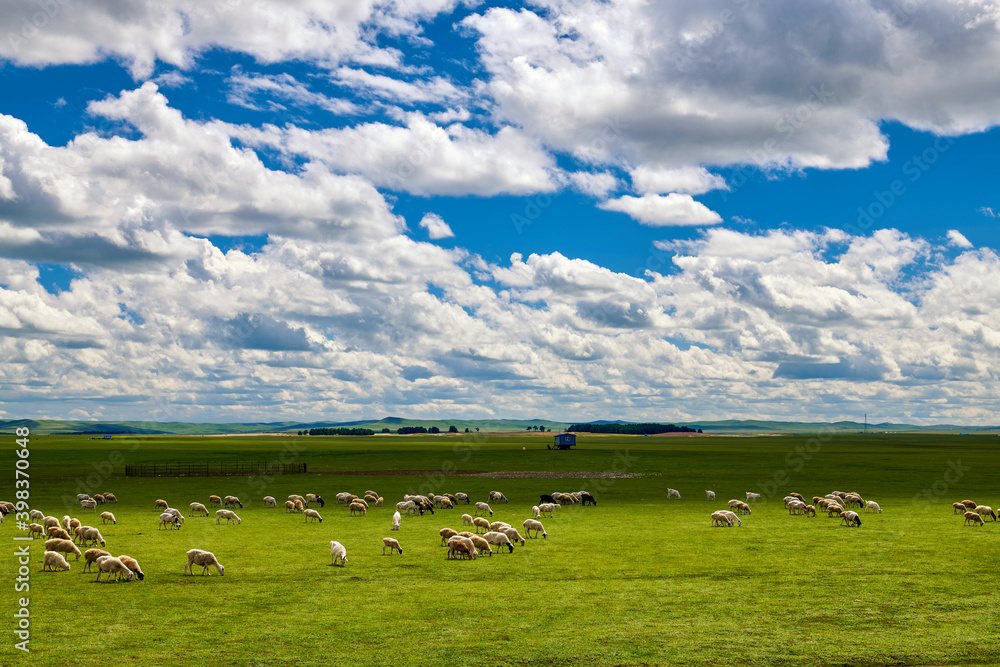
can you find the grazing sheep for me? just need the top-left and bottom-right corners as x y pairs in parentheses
(375, 497), (384, 507)
(349, 502), (367, 517)
(42, 516), (61, 530)
(80, 499), (97, 512)
(289, 494), (306, 507)
(745, 492), (761, 502)
(208, 495), (223, 507)
(961, 500), (977, 509)
(974, 505), (997, 521)
(78, 526), (106, 547)
(711, 511), (733, 527)
(804, 505), (817, 517)
(101, 512), (117, 525)
(304, 509), (323, 523)
(94, 494), (106, 505)
(439, 497), (454, 509)
(455, 493), (470, 504)
(580, 491), (597, 506)
(787, 500), (807, 515)
(43, 551), (72, 572)
(382, 537), (403, 555)
(952, 502), (967, 514)
(719, 510), (741, 527)
(488, 491), (509, 504)
(706, 490), (716, 501)
(216, 509), (242, 525)
(103, 493), (117, 503)
(532, 505), (541, 519)
(398, 501), (420, 516)
(186, 549), (225, 575)
(224, 495), (243, 509)
(28, 523), (46, 539)
(306, 494), (325, 508)
(96, 555), (133, 582)
(118, 554), (145, 581)
(439, 528), (459, 545)
(499, 526), (525, 546)
(330, 541), (348, 566)
(47, 527), (72, 541)
(189, 503), (210, 517)
(840, 511), (862, 527)
(447, 536), (477, 560)
(164, 508), (185, 522)
(293, 499), (305, 513)
(667, 489), (682, 500)
(461, 513), (474, 526)
(77, 494), (91, 502)
(483, 531), (515, 553)
(392, 511), (401, 531)
(159, 512), (182, 530)
(827, 505), (845, 518)
(285, 501), (296, 513)
(83, 548), (111, 572)
(539, 494), (556, 505)
(474, 502), (493, 517)
(29, 509), (44, 521)
(335, 492), (352, 504)
(788, 492), (805, 502)
(263, 496), (277, 508)
(44, 538), (82, 560)
(60, 514), (71, 530)
(539, 503), (559, 518)
(865, 501), (883, 514)
(473, 517), (492, 534)
(68, 517), (82, 534)
(522, 519), (547, 539)
(468, 534), (492, 556)
(964, 511), (985, 526)
(782, 496), (799, 507)
(154, 499), (168, 511)
(352, 498), (370, 509)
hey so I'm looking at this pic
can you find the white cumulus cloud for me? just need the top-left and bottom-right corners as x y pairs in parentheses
(598, 193), (722, 226)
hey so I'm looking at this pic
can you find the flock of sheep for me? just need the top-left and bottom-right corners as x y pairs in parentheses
(699, 489), (882, 528)
(952, 499), (997, 526)
(18, 487), (597, 578)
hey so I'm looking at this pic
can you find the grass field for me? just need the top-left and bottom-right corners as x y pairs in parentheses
(2, 431), (999, 666)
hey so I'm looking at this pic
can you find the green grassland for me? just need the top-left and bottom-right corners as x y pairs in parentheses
(2, 432), (999, 666)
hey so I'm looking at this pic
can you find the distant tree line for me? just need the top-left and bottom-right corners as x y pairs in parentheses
(305, 427), (375, 436)
(567, 423), (701, 435)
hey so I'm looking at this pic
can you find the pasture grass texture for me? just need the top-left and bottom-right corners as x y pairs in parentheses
(2, 432), (999, 666)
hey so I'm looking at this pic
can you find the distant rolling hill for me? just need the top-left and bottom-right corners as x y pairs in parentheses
(2, 418), (995, 436)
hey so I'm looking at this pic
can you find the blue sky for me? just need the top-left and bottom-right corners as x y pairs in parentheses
(0, 1), (997, 425)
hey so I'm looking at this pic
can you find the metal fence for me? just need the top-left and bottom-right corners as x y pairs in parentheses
(124, 461), (307, 477)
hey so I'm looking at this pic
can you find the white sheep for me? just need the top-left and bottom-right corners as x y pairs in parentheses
(78, 526), (106, 547)
(61, 514), (72, 531)
(841, 511), (862, 527)
(498, 526), (524, 546)
(186, 548), (225, 575)
(532, 505), (541, 519)
(719, 510), (741, 527)
(216, 509), (242, 525)
(864, 501), (883, 514)
(455, 493), (470, 504)
(83, 548), (111, 572)
(224, 495), (243, 508)
(483, 531), (515, 553)
(96, 555), (133, 582)
(42, 550), (71, 571)
(974, 505), (997, 521)
(42, 515), (61, 530)
(304, 509), (323, 523)
(285, 500), (296, 513)
(667, 488), (682, 500)
(461, 513), (474, 526)
(29, 509), (44, 521)
(330, 541), (348, 566)
(80, 499), (97, 512)
(392, 511), (401, 531)
(382, 537), (403, 555)
(159, 513), (181, 530)
(522, 519), (547, 539)
(28, 523), (46, 539)
(706, 490), (715, 501)
(77, 493), (91, 502)
(787, 500), (807, 515)
(263, 496), (277, 507)
(474, 502), (493, 517)
(189, 502), (210, 517)
(165, 508), (185, 523)
(488, 491), (509, 503)
(306, 494), (325, 507)
(100, 512), (117, 525)
(745, 492), (761, 502)
(710, 511), (733, 527)
(397, 501), (420, 516)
